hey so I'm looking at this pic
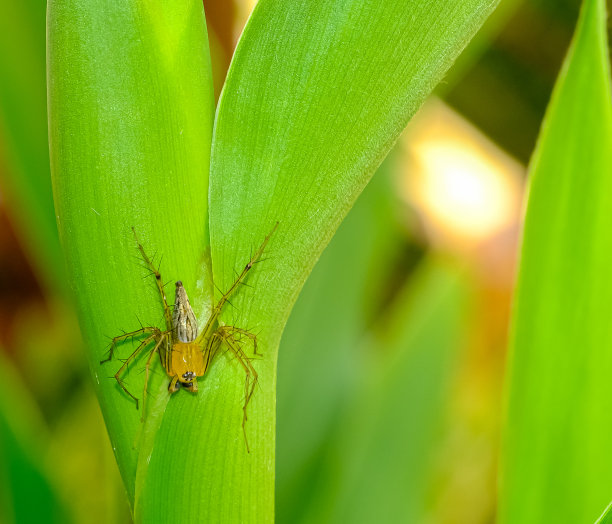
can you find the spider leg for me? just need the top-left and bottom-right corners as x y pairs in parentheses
(141, 332), (167, 421)
(101, 326), (159, 365)
(217, 325), (260, 357)
(215, 329), (259, 453)
(168, 375), (180, 393)
(198, 223), (278, 344)
(113, 331), (160, 409)
(132, 228), (174, 333)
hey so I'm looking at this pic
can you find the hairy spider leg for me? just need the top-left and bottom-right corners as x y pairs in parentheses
(141, 333), (168, 420)
(218, 325), (260, 356)
(209, 327), (259, 453)
(131, 228), (177, 376)
(111, 328), (163, 408)
(100, 326), (160, 365)
(198, 222), (278, 345)
(131, 227), (174, 334)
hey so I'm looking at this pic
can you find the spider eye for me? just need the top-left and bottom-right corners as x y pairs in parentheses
(182, 371), (195, 381)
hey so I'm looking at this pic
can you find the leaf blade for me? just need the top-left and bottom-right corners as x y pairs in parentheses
(139, 0), (500, 521)
(47, 0), (215, 504)
(596, 502), (612, 524)
(499, 0), (612, 522)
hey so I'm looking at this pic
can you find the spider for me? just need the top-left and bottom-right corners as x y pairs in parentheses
(101, 224), (277, 451)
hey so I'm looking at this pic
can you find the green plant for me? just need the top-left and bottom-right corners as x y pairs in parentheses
(0, 354), (71, 524)
(47, 0), (499, 521)
(597, 503), (612, 524)
(276, 160), (471, 523)
(0, 1), (64, 293)
(500, 0), (612, 522)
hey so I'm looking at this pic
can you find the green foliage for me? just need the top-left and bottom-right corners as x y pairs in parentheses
(47, 0), (215, 507)
(276, 162), (406, 521)
(46, 0), (498, 521)
(0, 0), (64, 292)
(0, 355), (70, 524)
(304, 256), (468, 523)
(596, 503), (612, 524)
(7, 0), (612, 521)
(499, 0), (612, 522)
(276, 161), (470, 522)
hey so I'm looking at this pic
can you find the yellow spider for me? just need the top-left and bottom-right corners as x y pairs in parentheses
(101, 224), (277, 451)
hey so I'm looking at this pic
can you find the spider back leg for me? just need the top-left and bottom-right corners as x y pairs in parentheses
(112, 331), (159, 408)
(212, 328), (259, 453)
(218, 325), (260, 356)
(141, 332), (168, 420)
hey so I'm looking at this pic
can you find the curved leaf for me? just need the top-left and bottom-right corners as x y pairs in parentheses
(499, 0), (612, 522)
(47, 0), (214, 504)
(140, 0), (499, 522)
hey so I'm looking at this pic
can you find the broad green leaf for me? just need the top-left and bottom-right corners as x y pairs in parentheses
(49, 0), (498, 520)
(0, 0), (64, 292)
(137, 1), (497, 520)
(47, 0), (214, 505)
(499, 0), (612, 522)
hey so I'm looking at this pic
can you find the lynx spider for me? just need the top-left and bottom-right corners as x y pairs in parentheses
(101, 224), (277, 451)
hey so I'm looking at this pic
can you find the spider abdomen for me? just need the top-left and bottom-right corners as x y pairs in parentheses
(173, 281), (198, 343)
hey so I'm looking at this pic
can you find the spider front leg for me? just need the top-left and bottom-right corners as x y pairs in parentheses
(168, 376), (180, 393)
(197, 223), (278, 345)
(132, 228), (174, 333)
(100, 326), (160, 365)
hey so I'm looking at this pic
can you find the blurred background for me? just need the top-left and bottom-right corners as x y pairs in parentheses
(0, 0), (601, 522)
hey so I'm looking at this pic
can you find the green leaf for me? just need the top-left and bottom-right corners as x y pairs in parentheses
(136, 0), (498, 522)
(47, 0), (214, 506)
(49, 0), (498, 520)
(499, 0), (612, 522)
(596, 503), (612, 524)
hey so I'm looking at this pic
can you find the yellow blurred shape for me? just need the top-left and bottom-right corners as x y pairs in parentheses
(234, 0), (258, 43)
(401, 98), (524, 248)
